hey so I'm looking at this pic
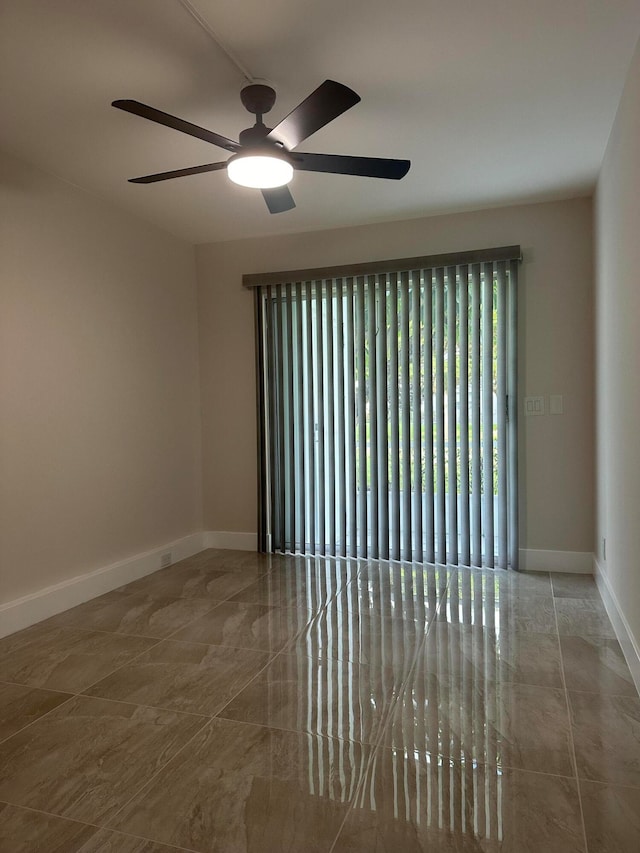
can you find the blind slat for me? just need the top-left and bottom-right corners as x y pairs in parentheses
(447, 266), (458, 564)
(326, 284), (336, 555)
(423, 271), (435, 564)
(508, 260), (519, 570)
(314, 280), (325, 555)
(335, 279), (347, 556)
(265, 286), (277, 552)
(482, 263), (494, 566)
(367, 275), (379, 558)
(345, 279), (357, 556)
(294, 283), (305, 552)
(356, 278), (367, 557)
(254, 291), (267, 551)
(434, 268), (446, 564)
(496, 262), (508, 568)
(470, 266), (482, 566)
(458, 266), (470, 566)
(275, 284), (286, 550)
(411, 271), (423, 562)
(305, 282), (316, 554)
(389, 274), (400, 560)
(400, 271), (412, 560)
(378, 275), (390, 560)
(285, 285), (296, 551)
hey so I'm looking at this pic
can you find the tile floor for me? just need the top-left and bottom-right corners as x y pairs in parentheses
(0, 550), (639, 852)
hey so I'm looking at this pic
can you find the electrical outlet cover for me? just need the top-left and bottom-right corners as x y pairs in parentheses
(549, 394), (564, 415)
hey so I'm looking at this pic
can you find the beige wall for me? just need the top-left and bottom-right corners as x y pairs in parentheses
(197, 197), (594, 553)
(595, 37), (640, 643)
(0, 150), (202, 604)
(0, 147), (596, 611)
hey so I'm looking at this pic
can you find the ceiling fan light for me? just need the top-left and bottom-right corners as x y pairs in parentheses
(227, 154), (293, 189)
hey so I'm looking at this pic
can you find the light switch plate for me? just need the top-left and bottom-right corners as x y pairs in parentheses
(524, 396), (545, 416)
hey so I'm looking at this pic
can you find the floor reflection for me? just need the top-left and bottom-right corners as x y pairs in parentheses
(355, 750), (505, 843)
(1, 550), (626, 851)
(270, 558), (568, 846)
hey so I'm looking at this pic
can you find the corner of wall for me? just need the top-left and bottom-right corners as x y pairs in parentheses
(594, 555), (640, 696)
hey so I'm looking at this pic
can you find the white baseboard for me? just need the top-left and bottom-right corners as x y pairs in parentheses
(593, 556), (640, 696)
(0, 532), (205, 640)
(203, 530), (258, 551)
(518, 548), (593, 574)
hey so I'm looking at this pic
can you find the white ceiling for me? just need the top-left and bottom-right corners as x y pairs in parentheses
(2, 0), (639, 244)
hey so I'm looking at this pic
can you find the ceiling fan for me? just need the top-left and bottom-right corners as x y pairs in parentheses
(112, 80), (410, 214)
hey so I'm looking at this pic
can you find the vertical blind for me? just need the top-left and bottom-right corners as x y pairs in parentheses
(253, 247), (520, 569)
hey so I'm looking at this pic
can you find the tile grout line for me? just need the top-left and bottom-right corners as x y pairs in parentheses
(26, 564), (269, 679)
(204, 560), (370, 726)
(0, 604), (222, 715)
(0, 577), (240, 747)
(0, 800), (200, 853)
(0, 609), (287, 744)
(27, 622), (164, 642)
(0, 629), (173, 750)
(95, 714), (212, 842)
(0, 679), (70, 698)
(43, 569), (282, 843)
(0, 561), (295, 849)
(101, 579), (339, 842)
(327, 567), (592, 852)
(42, 557), (272, 642)
(0, 690), (78, 750)
(0, 677), (206, 720)
(191, 564), (375, 853)
(552, 591), (590, 853)
(101, 611), (297, 837)
(573, 775), (640, 792)
(554, 685), (639, 699)
(0, 562), (334, 749)
(77, 690), (213, 720)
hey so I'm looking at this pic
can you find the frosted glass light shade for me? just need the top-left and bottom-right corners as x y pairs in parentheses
(227, 154), (293, 189)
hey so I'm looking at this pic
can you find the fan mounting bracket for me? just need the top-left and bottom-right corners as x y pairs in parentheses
(241, 83), (276, 116)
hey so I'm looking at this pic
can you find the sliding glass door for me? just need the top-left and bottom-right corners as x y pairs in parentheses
(255, 251), (519, 569)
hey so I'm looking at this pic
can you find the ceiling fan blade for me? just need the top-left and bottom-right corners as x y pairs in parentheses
(267, 80), (360, 150)
(262, 186), (296, 214)
(293, 152), (410, 180)
(128, 162), (228, 184)
(112, 100), (240, 153)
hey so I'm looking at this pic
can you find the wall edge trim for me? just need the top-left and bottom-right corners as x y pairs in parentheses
(0, 532), (205, 639)
(518, 548), (593, 573)
(203, 531), (258, 551)
(594, 556), (640, 696)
